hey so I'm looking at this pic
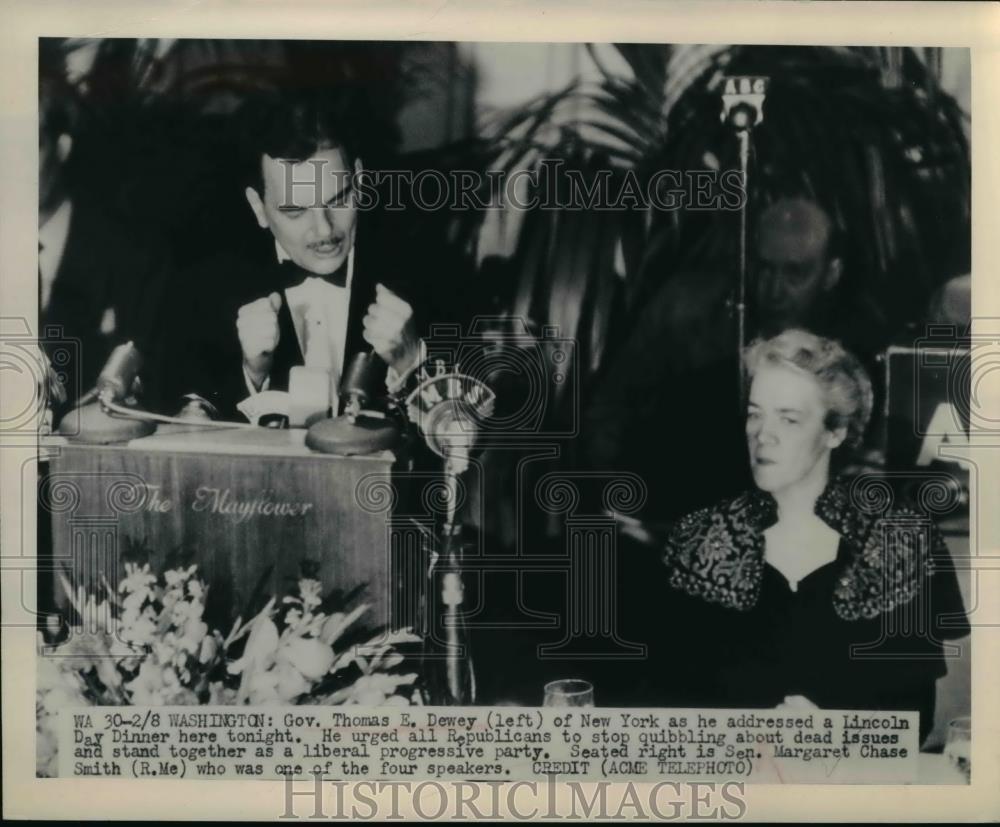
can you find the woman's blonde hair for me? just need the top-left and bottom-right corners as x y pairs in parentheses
(743, 329), (874, 449)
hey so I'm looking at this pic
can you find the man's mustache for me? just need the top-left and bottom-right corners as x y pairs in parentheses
(308, 236), (346, 248)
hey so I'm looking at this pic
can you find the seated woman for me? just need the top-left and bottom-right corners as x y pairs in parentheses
(657, 329), (969, 744)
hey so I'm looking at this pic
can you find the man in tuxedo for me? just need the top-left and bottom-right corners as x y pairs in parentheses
(173, 92), (447, 423)
(39, 57), (169, 421)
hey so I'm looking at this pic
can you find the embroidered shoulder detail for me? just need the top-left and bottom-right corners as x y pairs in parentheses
(815, 478), (870, 542)
(663, 493), (767, 611)
(832, 504), (937, 621)
(662, 480), (940, 620)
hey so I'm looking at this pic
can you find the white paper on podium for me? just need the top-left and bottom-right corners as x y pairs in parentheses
(236, 368), (336, 427)
(236, 389), (291, 425)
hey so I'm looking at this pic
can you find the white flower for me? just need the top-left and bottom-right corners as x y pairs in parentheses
(40, 561), (418, 714)
(120, 588), (149, 619)
(198, 634), (219, 665)
(178, 619), (208, 655)
(208, 682), (237, 705)
(120, 606), (158, 648)
(298, 579), (323, 611)
(304, 613), (326, 639)
(279, 637), (335, 681)
(275, 664), (311, 702)
(319, 604), (369, 646)
(347, 674), (391, 706)
(125, 659), (166, 705)
(228, 614), (279, 676)
(169, 601), (190, 627)
(284, 607), (303, 632)
(120, 563), (156, 596)
(163, 565), (197, 589)
(246, 670), (281, 705)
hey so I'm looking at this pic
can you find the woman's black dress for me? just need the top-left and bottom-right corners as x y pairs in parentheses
(648, 478), (969, 744)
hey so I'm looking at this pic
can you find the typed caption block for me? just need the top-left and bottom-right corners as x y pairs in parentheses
(58, 706), (919, 784)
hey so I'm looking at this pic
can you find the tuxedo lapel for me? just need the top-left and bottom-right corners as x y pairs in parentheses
(343, 217), (386, 387)
(265, 257), (305, 393)
(346, 235), (372, 361)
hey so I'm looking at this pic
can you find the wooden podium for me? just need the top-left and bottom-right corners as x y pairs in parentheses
(42, 425), (410, 630)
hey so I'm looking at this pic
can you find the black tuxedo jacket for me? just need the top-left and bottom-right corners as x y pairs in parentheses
(170, 208), (467, 421)
(42, 198), (170, 418)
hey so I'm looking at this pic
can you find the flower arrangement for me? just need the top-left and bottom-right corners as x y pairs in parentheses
(36, 561), (420, 777)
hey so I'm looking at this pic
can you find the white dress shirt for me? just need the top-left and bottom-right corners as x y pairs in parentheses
(242, 240), (353, 397)
(241, 240), (423, 403)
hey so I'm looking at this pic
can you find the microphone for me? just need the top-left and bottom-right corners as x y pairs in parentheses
(95, 340), (144, 402)
(339, 349), (385, 421)
(304, 348), (400, 455)
(58, 341), (157, 443)
(720, 75), (769, 400)
(720, 75), (768, 130)
(404, 360), (496, 476)
(416, 398), (478, 476)
(403, 361), (493, 706)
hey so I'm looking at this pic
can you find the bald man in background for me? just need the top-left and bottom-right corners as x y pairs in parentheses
(754, 196), (890, 349)
(756, 197), (845, 334)
(582, 195), (889, 523)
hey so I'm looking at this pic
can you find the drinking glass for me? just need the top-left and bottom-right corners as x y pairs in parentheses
(543, 679), (594, 707)
(944, 716), (971, 782)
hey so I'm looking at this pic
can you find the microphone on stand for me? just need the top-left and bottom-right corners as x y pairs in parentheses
(721, 76), (767, 130)
(720, 76), (768, 399)
(339, 350), (385, 422)
(58, 341), (157, 443)
(94, 339), (145, 401)
(403, 361), (495, 705)
(304, 349), (401, 455)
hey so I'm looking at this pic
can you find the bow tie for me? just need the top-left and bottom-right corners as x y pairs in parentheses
(279, 259), (349, 289)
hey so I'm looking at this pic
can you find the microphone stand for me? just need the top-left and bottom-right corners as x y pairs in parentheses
(735, 126), (751, 397)
(58, 341), (157, 443)
(720, 77), (768, 400)
(436, 453), (476, 704)
(405, 363), (495, 705)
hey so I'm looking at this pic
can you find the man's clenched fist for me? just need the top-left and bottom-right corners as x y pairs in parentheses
(363, 283), (420, 377)
(237, 292), (282, 389)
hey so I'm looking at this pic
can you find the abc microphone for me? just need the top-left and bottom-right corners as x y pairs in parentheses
(403, 362), (495, 706)
(720, 75), (768, 130)
(405, 361), (495, 473)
